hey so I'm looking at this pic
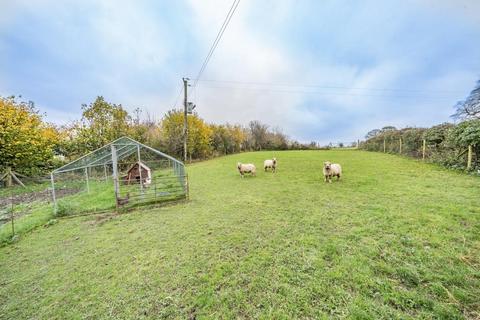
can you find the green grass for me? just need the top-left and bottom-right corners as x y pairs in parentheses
(1, 150), (480, 319)
(0, 167), (185, 245)
(0, 180), (50, 198)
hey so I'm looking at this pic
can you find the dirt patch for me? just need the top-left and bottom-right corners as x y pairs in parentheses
(0, 187), (80, 208)
(0, 187), (81, 225)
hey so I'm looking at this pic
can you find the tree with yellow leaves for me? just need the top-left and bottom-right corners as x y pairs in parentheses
(161, 109), (212, 160)
(0, 96), (59, 183)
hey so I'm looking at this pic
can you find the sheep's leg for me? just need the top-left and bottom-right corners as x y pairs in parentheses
(337, 174), (341, 180)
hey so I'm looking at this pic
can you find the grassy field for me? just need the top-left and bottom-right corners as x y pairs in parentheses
(0, 167), (186, 244)
(1, 150), (479, 319)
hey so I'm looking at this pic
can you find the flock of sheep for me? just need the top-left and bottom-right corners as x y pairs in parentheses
(236, 158), (342, 183)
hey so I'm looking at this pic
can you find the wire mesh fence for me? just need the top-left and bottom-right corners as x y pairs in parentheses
(51, 137), (187, 216)
(361, 132), (477, 171)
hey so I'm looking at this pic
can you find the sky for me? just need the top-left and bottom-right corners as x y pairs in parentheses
(1, 0), (480, 144)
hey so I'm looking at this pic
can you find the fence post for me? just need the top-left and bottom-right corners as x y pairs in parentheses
(84, 167), (90, 193)
(6, 166), (12, 187)
(422, 139), (426, 161)
(50, 173), (57, 215)
(10, 191), (15, 237)
(399, 138), (402, 154)
(383, 138), (386, 153)
(467, 145), (473, 169)
(111, 144), (120, 211)
(137, 145), (144, 195)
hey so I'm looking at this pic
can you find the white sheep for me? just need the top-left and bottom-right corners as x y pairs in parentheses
(263, 158), (277, 172)
(237, 162), (256, 178)
(323, 161), (342, 183)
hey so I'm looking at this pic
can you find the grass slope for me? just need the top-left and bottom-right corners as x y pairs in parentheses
(1, 150), (479, 319)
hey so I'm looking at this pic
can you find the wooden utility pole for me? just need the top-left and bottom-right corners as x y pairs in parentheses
(183, 77), (189, 163)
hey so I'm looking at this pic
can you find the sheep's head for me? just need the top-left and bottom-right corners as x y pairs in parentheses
(237, 162), (242, 170)
(324, 161), (331, 170)
(273, 158), (277, 165)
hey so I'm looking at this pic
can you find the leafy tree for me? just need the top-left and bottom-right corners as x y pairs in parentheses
(210, 124), (230, 155)
(77, 96), (132, 151)
(249, 120), (269, 150)
(228, 124), (247, 153)
(453, 80), (480, 119)
(265, 128), (289, 150)
(0, 96), (59, 175)
(423, 123), (454, 146)
(161, 110), (212, 160)
(381, 126), (397, 132)
(448, 120), (480, 147)
(365, 129), (381, 139)
(188, 114), (212, 159)
(161, 110), (184, 158)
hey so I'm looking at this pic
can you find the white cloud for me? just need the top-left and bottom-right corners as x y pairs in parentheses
(186, 0), (304, 129)
(2, 0), (479, 144)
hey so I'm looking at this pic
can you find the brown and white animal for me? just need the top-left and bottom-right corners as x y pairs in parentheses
(323, 161), (342, 183)
(237, 162), (256, 177)
(264, 158), (277, 172)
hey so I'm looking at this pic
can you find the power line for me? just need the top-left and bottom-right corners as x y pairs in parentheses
(197, 83), (458, 100)
(172, 84), (184, 108)
(192, 0), (241, 89)
(196, 79), (465, 95)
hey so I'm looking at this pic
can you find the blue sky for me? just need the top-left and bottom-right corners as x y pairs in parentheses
(1, 0), (479, 144)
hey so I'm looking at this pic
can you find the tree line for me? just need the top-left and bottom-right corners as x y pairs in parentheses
(0, 95), (323, 177)
(361, 80), (480, 171)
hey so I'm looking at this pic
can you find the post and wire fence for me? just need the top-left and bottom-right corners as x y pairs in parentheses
(360, 132), (477, 171)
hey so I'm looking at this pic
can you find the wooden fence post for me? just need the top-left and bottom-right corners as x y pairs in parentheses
(422, 139), (426, 161)
(50, 173), (57, 215)
(10, 191), (15, 237)
(137, 145), (144, 196)
(6, 167), (12, 187)
(383, 138), (386, 153)
(467, 145), (473, 169)
(399, 138), (402, 154)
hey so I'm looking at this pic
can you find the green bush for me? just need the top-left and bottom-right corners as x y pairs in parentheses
(55, 202), (74, 217)
(361, 121), (480, 171)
